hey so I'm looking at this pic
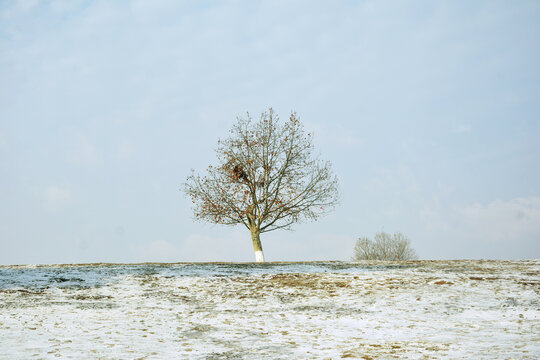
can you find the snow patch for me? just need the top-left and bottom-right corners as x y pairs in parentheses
(0, 260), (538, 359)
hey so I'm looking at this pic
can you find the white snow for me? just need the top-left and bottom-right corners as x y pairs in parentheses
(0, 260), (538, 359)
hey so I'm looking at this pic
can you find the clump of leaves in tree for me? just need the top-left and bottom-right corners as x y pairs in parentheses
(183, 108), (339, 262)
(352, 231), (418, 261)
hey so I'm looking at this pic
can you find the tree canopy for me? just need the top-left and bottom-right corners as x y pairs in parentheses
(183, 108), (339, 261)
(353, 232), (418, 261)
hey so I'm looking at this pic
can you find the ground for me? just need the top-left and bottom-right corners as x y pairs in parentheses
(0, 260), (538, 359)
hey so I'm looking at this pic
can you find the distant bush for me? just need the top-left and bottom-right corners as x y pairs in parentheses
(352, 231), (418, 261)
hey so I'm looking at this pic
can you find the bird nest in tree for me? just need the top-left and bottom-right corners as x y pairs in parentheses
(231, 164), (248, 182)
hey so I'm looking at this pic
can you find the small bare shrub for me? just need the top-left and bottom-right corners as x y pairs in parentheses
(352, 231), (418, 261)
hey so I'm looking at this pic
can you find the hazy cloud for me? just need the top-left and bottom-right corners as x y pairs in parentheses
(454, 124), (472, 134)
(116, 140), (134, 161)
(132, 231), (253, 263)
(458, 197), (540, 244)
(305, 121), (360, 149)
(42, 184), (72, 212)
(179, 232), (252, 262)
(69, 137), (102, 167)
(416, 196), (540, 259)
(133, 240), (183, 263)
(0, 132), (7, 152)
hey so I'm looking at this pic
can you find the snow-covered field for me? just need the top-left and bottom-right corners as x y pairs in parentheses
(1, 260), (538, 359)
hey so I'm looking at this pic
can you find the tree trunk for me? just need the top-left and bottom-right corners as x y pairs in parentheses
(250, 228), (265, 262)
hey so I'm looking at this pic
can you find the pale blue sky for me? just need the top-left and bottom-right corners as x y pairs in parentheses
(1, 0), (539, 264)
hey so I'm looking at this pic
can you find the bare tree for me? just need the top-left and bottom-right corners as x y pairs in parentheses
(183, 108), (339, 262)
(352, 231), (418, 261)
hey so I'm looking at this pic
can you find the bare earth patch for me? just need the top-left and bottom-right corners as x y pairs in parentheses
(0, 260), (538, 359)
